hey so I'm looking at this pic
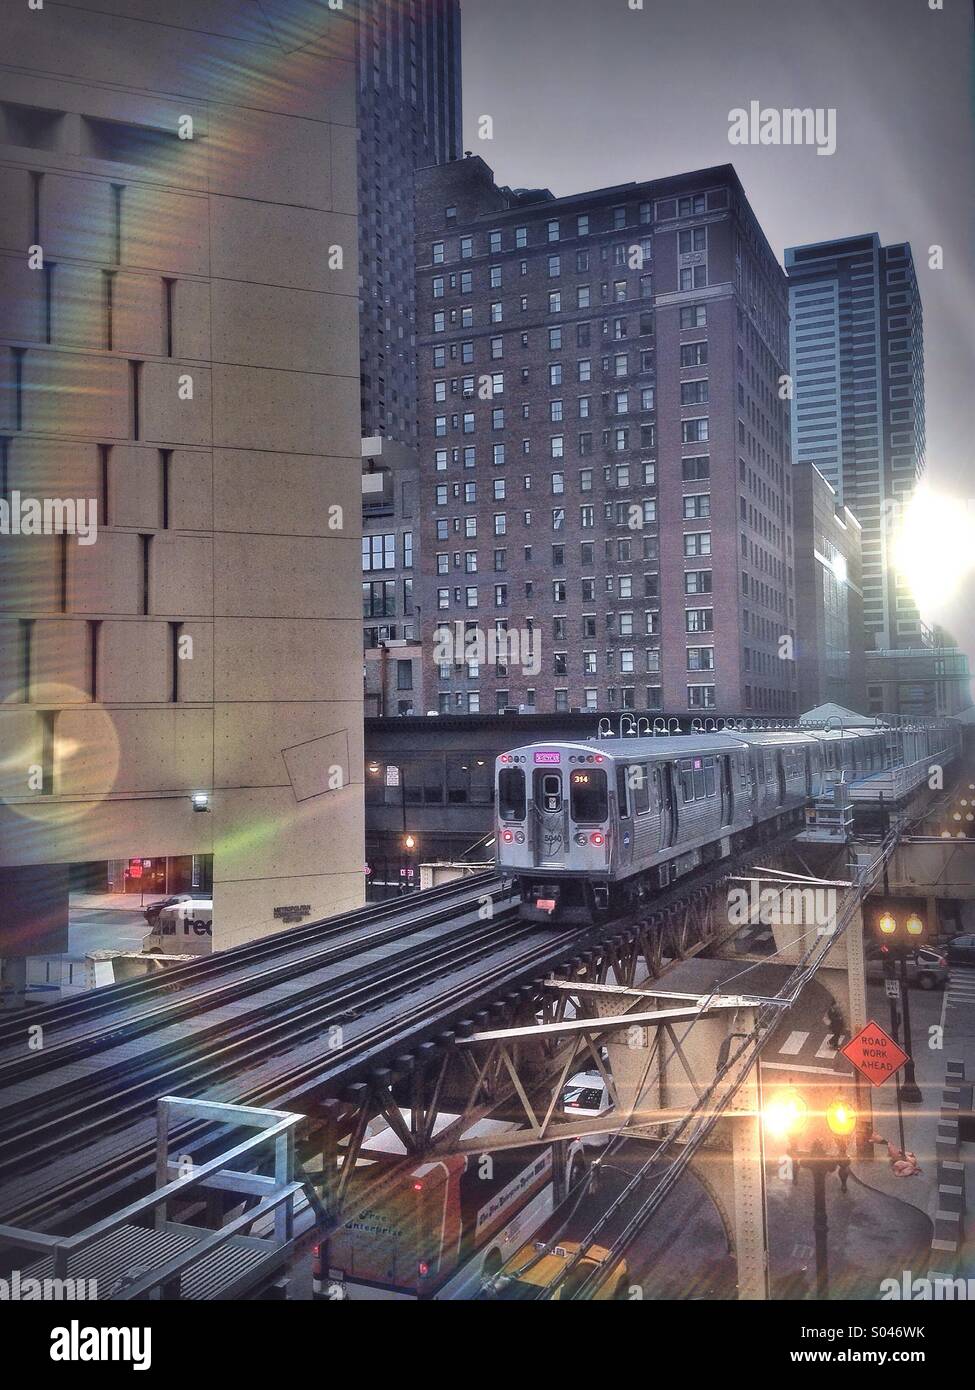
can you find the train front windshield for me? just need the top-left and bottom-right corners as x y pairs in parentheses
(569, 768), (608, 823)
(498, 766), (526, 820)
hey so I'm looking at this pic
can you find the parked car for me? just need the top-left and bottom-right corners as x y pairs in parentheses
(561, 1070), (614, 1146)
(946, 934), (975, 967)
(865, 945), (948, 990)
(143, 892), (209, 928)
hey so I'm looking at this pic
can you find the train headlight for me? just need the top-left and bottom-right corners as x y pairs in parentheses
(515, 831), (526, 844)
(575, 833), (589, 846)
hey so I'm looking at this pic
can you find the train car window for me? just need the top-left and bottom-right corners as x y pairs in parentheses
(704, 759), (716, 796)
(541, 774), (563, 812)
(498, 767), (526, 820)
(615, 765), (630, 818)
(631, 766), (651, 815)
(679, 758), (695, 802)
(573, 768), (608, 823)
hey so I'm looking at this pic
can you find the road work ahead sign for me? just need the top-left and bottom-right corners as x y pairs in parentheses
(841, 1020), (909, 1087)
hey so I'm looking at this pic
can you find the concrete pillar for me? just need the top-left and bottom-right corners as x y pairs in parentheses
(725, 1006), (770, 1300)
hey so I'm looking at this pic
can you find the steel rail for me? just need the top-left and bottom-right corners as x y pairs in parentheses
(0, 871), (500, 1047)
(0, 881), (514, 1090)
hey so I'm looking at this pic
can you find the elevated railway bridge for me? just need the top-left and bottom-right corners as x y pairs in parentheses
(0, 717), (967, 1300)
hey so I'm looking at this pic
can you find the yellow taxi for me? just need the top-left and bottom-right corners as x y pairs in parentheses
(491, 1238), (630, 1300)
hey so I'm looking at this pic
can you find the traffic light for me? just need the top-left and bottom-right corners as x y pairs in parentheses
(865, 897), (928, 951)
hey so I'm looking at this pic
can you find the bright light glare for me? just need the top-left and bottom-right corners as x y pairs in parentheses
(763, 1087), (807, 1139)
(826, 1099), (857, 1137)
(891, 487), (975, 617)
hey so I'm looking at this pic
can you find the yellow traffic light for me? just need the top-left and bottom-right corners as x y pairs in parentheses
(763, 1086), (807, 1139)
(404, 834), (416, 850)
(878, 911), (897, 936)
(825, 1098), (857, 1138)
(905, 913), (923, 937)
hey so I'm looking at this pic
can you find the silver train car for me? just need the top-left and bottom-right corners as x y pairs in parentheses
(495, 723), (957, 922)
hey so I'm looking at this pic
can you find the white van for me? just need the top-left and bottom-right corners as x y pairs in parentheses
(142, 899), (213, 957)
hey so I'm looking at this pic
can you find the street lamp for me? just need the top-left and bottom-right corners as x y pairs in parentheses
(401, 833), (417, 895)
(764, 1087), (856, 1300)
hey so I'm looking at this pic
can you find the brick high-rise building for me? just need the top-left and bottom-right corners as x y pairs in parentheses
(415, 158), (797, 718)
(785, 234), (926, 651)
(354, 0), (462, 443)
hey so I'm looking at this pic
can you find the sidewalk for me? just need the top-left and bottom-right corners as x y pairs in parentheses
(70, 891), (159, 912)
(767, 1157), (933, 1299)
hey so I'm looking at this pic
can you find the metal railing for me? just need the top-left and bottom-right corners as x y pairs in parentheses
(0, 1097), (326, 1300)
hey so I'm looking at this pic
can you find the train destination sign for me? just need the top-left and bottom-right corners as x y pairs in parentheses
(840, 1020), (910, 1087)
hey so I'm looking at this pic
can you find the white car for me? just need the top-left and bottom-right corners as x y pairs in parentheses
(561, 1070), (614, 1147)
(142, 899), (213, 957)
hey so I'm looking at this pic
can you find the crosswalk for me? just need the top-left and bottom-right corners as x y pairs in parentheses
(944, 966), (975, 1012)
(763, 1010), (847, 1073)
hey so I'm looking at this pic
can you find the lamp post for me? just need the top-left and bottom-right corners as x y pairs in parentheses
(875, 904), (924, 1103)
(764, 1088), (857, 1300)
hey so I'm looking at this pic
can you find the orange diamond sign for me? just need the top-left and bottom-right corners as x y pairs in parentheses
(841, 1020), (909, 1087)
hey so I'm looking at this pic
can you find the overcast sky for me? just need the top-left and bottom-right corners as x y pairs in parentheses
(459, 0), (975, 652)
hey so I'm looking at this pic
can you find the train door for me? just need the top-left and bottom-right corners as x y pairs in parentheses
(532, 769), (567, 866)
(656, 763), (678, 850)
(616, 766), (633, 871)
(803, 746), (813, 797)
(720, 755), (734, 826)
(776, 751), (786, 804)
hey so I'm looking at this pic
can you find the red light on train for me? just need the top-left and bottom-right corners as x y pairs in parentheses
(501, 830), (514, 843)
(590, 832), (605, 846)
(412, 1181), (424, 1192)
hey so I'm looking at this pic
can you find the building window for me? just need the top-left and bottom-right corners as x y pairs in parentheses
(685, 608), (714, 633)
(679, 304), (707, 329)
(688, 684), (716, 709)
(681, 418), (709, 443)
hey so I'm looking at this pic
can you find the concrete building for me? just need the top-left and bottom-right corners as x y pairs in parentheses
(354, 0), (462, 443)
(0, 0), (364, 957)
(361, 436), (425, 715)
(791, 462), (866, 714)
(415, 158), (797, 717)
(785, 234), (926, 651)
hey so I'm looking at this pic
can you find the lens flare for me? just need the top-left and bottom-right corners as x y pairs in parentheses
(891, 486), (975, 618)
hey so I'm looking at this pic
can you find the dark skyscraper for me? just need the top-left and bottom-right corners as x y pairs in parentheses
(354, 0), (463, 443)
(415, 157), (797, 718)
(785, 235), (926, 652)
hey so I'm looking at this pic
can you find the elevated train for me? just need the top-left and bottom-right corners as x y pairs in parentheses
(495, 721), (958, 922)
